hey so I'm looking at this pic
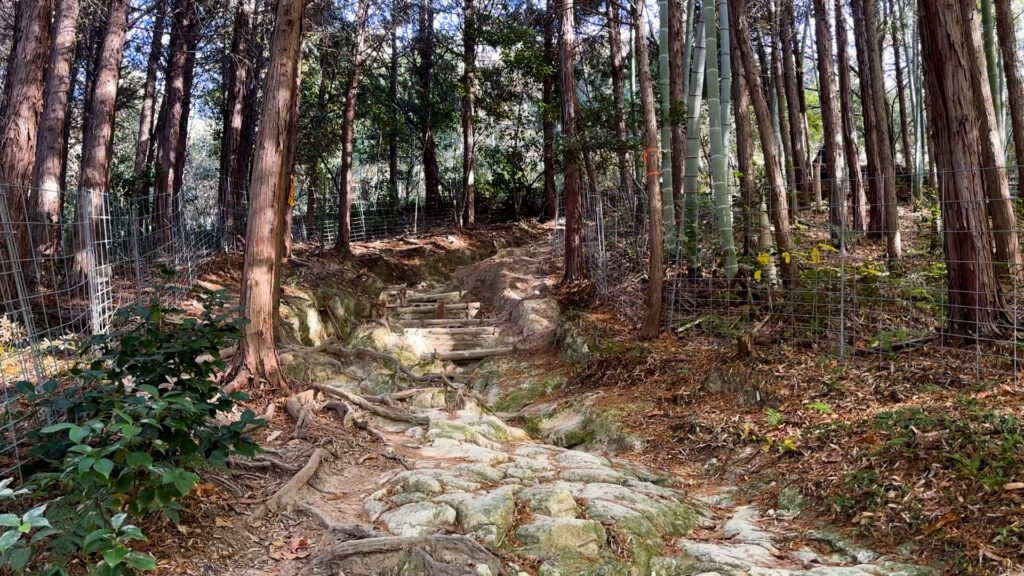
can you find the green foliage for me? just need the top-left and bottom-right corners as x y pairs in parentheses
(765, 408), (784, 428)
(6, 289), (262, 575)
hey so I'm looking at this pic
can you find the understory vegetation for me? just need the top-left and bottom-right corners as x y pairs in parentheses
(1, 289), (261, 575)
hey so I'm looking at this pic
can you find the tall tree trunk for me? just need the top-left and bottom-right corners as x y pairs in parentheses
(237, 2), (268, 211)
(919, 0), (1005, 337)
(667, 0), (685, 235)
(31, 0), (78, 269)
(461, 0), (477, 227)
(851, 0), (883, 236)
(995, 0), (1024, 190)
(731, 17), (762, 256)
(418, 0), (439, 214)
(837, 0), (867, 233)
(389, 24), (400, 202)
(228, 0), (306, 392)
(0, 0), (51, 299)
(542, 0), (556, 219)
(134, 0), (165, 187)
(280, 63), (300, 261)
(813, 0), (847, 248)
(173, 23), (198, 222)
(962, 0), (1020, 275)
(607, 0), (634, 201)
(781, 0), (810, 203)
(731, 0), (795, 283)
(635, 0), (663, 338)
(559, 0), (584, 283)
(73, 0), (129, 290)
(858, 0), (901, 260)
(220, 0), (253, 240)
(154, 0), (195, 247)
(890, 12), (912, 167)
(335, 0), (371, 252)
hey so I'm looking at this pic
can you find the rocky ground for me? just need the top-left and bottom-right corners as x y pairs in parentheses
(167, 229), (940, 576)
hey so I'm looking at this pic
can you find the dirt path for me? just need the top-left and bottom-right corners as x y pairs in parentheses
(178, 238), (937, 576)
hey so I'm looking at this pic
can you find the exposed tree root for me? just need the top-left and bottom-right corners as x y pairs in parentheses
(323, 399), (388, 443)
(310, 535), (506, 576)
(286, 390), (317, 431)
(310, 383), (429, 426)
(265, 448), (328, 513)
(298, 502), (382, 541)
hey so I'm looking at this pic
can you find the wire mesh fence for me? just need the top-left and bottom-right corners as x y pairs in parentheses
(577, 164), (1024, 390)
(0, 179), (474, 479)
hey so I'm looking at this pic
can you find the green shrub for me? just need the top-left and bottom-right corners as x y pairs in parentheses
(7, 288), (262, 575)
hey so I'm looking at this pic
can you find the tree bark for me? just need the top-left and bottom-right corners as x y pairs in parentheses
(388, 24), (400, 202)
(780, 0), (810, 203)
(731, 0), (796, 283)
(961, 0), (1020, 275)
(858, 0), (901, 260)
(134, 0), (165, 188)
(607, 0), (634, 202)
(668, 0), (685, 234)
(154, 0), (195, 247)
(0, 0), (51, 298)
(559, 0), (584, 283)
(731, 19), (762, 256)
(919, 0), (1006, 337)
(851, 0), (883, 237)
(542, 0), (557, 219)
(635, 0), (663, 338)
(418, 0), (439, 214)
(335, 0), (371, 252)
(30, 0), (78, 268)
(890, 11), (912, 167)
(836, 0), (867, 233)
(995, 0), (1024, 191)
(229, 0), (306, 391)
(220, 0), (253, 240)
(74, 0), (130, 288)
(461, 0), (476, 227)
(813, 0), (847, 248)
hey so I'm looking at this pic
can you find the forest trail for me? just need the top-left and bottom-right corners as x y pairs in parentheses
(231, 240), (937, 576)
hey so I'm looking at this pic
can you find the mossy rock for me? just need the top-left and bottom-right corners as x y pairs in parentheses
(514, 518), (607, 557)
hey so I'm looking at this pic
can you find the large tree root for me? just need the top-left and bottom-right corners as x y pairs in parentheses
(265, 448), (328, 513)
(311, 535), (506, 576)
(310, 383), (429, 426)
(298, 502), (382, 541)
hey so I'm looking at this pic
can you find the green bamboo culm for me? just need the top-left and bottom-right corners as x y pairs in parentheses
(718, 0), (732, 157)
(681, 0), (697, 116)
(704, 2), (737, 279)
(659, 0), (675, 244)
(981, 0), (1003, 135)
(683, 18), (706, 273)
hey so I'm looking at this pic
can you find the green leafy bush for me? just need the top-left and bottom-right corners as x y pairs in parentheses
(6, 288), (261, 575)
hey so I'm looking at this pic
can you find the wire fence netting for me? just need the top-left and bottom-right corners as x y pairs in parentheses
(557, 163), (1024, 390)
(0, 181), (470, 478)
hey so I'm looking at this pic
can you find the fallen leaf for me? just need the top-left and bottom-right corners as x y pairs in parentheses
(287, 536), (308, 554)
(1003, 482), (1024, 491)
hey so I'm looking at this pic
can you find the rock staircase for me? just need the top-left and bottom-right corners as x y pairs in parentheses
(384, 287), (515, 363)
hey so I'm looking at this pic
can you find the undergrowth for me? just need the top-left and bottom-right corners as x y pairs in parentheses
(1, 287), (261, 575)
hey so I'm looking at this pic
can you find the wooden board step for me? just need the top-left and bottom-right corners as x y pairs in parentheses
(433, 347), (515, 362)
(405, 291), (462, 303)
(398, 318), (492, 328)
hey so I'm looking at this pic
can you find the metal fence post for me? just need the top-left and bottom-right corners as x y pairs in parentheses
(82, 195), (102, 335)
(130, 203), (144, 300)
